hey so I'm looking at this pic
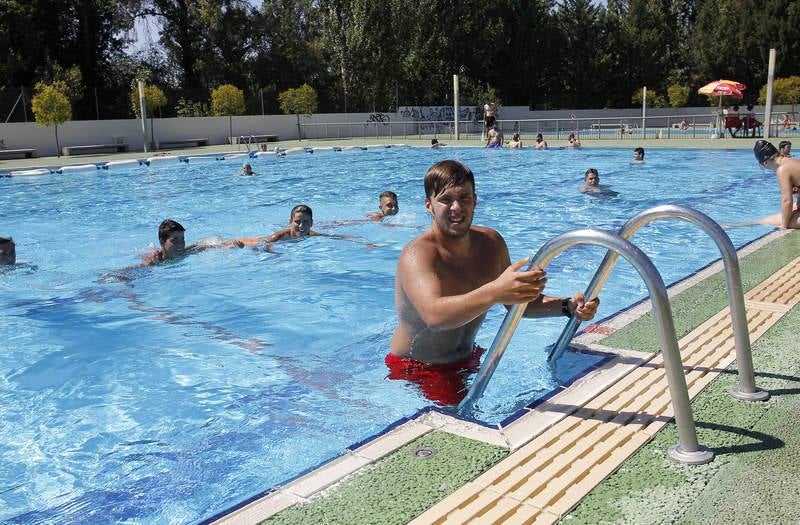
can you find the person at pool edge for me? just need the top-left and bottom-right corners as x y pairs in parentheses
(753, 140), (800, 229)
(387, 160), (600, 406)
(367, 191), (399, 220)
(0, 237), (16, 265)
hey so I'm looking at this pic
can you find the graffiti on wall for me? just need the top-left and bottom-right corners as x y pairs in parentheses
(398, 106), (482, 123)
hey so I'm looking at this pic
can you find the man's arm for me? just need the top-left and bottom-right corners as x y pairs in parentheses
(777, 170), (795, 228)
(398, 241), (546, 332)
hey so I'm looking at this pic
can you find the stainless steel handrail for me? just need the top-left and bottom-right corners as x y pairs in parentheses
(457, 228), (713, 464)
(548, 205), (768, 402)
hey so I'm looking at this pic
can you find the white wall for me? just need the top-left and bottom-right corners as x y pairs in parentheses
(1, 105), (793, 157)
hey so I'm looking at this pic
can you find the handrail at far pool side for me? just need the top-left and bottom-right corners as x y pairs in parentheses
(457, 228), (714, 465)
(547, 204), (769, 402)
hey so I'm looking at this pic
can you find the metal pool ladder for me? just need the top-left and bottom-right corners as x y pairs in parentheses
(456, 228), (715, 464)
(548, 204), (768, 403)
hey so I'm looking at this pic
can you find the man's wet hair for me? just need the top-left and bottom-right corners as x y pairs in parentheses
(779, 140), (791, 151)
(584, 168), (599, 180)
(634, 147), (645, 158)
(379, 191), (398, 201)
(431, 139), (439, 145)
(158, 219), (185, 244)
(424, 160), (475, 199)
(290, 204), (313, 219)
(0, 237), (13, 246)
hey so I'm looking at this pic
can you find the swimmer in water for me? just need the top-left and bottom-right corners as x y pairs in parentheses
(431, 139), (445, 148)
(579, 168), (618, 196)
(141, 219), (244, 266)
(0, 237), (16, 265)
(240, 163), (256, 176)
(566, 133), (581, 148)
(632, 147), (645, 163)
(367, 191), (400, 220)
(534, 133), (548, 149)
(508, 133), (523, 149)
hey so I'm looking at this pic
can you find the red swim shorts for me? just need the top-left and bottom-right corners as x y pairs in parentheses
(385, 346), (485, 406)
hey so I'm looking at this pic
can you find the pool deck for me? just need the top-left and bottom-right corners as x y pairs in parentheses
(0, 136), (765, 173)
(209, 229), (800, 525)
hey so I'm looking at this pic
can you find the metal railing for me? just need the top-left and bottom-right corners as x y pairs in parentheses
(548, 205), (769, 402)
(300, 111), (800, 141)
(457, 228), (714, 465)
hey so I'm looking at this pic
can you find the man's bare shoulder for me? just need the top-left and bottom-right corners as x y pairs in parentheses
(470, 225), (506, 246)
(399, 230), (437, 263)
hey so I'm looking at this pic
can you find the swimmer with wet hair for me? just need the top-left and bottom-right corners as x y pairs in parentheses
(431, 139), (445, 148)
(580, 168), (618, 196)
(633, 147), (645, 162)
(508, 133), (522, 149)
(0, 237), (16, 265)
(367, 191), (399, 220)
(141, 219), (245, 266)
(240, 163), (256, 176)
(779, 141), (792, 158)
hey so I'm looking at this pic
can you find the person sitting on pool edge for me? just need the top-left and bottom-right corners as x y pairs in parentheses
(431, 139), (446, 148)
(752, 140), (800, 229)
(141, 219), (245, 266)
(367, 191), (400, 221)
(240, 163), (256, 176)
(534, 133), (548, 149)
(387, 160), (600, 406)
(0, 237), (16, 265)
(633, 147), (645, 163)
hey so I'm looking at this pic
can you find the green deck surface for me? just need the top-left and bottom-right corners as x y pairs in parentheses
(598, 231), (800, 353)
(262, 431), (507, 525)
(564, 304), (800, 525)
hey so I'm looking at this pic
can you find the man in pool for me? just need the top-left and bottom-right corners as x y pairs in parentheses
(485, 123), (503, 148)
(240, 163), (256, 176)
(367, 191), (400, 220)
(633, 147), (645, 162)
(779, 140), (792, 158)
(0, 237), (16, 265)
(752, 140), (800, 229)
(387, 160), (599, 405)
(141, 219), (244, 266)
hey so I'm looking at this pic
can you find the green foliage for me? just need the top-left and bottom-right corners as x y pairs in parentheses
(758, 77), (800, 108)
(279, 84), (319, 116)
(211, 84), (246, 116)
(129, 84), (168, 118)
(175, 98), (211, 118)
(31, 82), (72, 126)
(45, 64), (84, 103)
(460, 78), (501, 108)
(667, 84), (691, 108)
(631, 89), (666, 108)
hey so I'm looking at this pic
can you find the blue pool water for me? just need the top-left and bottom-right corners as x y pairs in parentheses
(0, 147), (776, 523)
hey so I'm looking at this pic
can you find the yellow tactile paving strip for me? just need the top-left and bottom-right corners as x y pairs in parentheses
(410, 256), (800, 525)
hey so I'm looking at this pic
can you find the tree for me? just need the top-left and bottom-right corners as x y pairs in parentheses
(31, 82), (72, 157)
(759, 76), (800, 115)
(279, 84), (318, 140)
(631, 89), (666, 108)
(130, 83), (167, 148)
(667, 84), (691, 107)
(211, 84), (246, 142)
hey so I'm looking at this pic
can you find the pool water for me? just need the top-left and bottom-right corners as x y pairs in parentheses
(0, 147), (775, 523)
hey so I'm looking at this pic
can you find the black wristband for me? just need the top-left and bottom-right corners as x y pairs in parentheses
(561, 297), (572, 318)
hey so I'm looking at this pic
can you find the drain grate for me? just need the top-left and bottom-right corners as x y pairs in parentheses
(412, 447), (436, 459)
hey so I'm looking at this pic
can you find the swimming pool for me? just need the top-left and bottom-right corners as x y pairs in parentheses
(0, 147), (776, 523)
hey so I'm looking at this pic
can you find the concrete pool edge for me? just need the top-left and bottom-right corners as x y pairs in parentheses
(206, 231), (793, 524)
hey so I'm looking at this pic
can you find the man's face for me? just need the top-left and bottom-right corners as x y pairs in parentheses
(585, 172), (599, 186)
(379, 196), (399, 216)
(425, 183), (476, 238)
(162, 231), (186, 258)
(289, 212), (313, 236)
(0, 241), (16, 265)
(780, 144), (792, 156)
(633, 150), (644, 161)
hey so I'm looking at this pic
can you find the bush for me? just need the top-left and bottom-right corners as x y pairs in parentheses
(667, 84), (690, 108)
(759, 76), (800, 111)
(211, 84), (246, 116)
(31, 82), (72, 156)
(278, 84), (319, 116)
(129, 84), (168, 118)
(631, 89), (666, 108)
(175, 98), (210, 118)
